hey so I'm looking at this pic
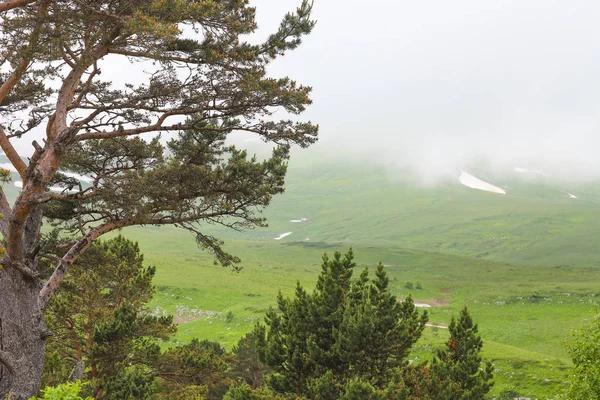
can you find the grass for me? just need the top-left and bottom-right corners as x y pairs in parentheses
(119, 221), (597, 398)
(7, 149), (600, 398)
(107, 151), (600, 397)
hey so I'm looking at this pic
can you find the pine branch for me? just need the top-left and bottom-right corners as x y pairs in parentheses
(0, 0), (37, 13)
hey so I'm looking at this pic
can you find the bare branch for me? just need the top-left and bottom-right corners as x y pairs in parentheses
(39, 217), (134, 308)
(108, 48), (204, 64)
(0, 125), (26, 179)
(0, 0), (37, 14)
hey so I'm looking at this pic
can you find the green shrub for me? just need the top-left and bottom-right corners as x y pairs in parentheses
(29, 380), (92, 400)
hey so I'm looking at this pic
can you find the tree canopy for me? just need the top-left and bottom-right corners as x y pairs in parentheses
(257, 249), (428, 397)
(0, 1), (317, 398)
(563, 313), (600, 400)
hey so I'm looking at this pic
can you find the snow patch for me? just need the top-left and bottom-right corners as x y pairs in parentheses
(290, 217), (308, 223)
(49, 186), (78, 194)
(414, 302), (432, 308)
(514, 167), (546, 176)
(426, 323), (448, 329)
(274, 232), (292, 240)
(14, 180), (78, 194)
(61, 171), (93, 183)
(459, 171), (506, 195)
(567, 192), (578, 199)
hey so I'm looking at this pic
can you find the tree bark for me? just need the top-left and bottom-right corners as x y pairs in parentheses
(0, 267), (47, 400)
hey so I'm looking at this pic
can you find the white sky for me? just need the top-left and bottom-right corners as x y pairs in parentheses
(252, 0), (600, 179)
(10, 1), (600, 180)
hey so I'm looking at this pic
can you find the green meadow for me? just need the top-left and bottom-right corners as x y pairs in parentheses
(107, 149), (600, 399)
(5, 149), (598, 397)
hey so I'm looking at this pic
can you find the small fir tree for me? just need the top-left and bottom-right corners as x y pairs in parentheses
(258, 250), (428, 397)
(430, 306), (494, 399)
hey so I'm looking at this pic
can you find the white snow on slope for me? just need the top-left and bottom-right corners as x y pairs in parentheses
(514, 167), (546, 176)
(62, 171), (93, 183)
(274, 232), (292, 240)
(426, 323), (448, 329)
(459, 171), (506, 194)
(1, 162), (93, 183)
(290, 218), (308, 223)
(14, 180), (78, 194)
(567, 192), (578, 199)
(414, 302), (432, 308)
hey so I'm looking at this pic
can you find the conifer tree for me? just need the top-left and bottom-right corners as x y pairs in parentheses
(155, 339), (231, 399)
(261, 284), (314, 395)
(0, 1), (317, 397)
(336, 263), (427, 388)
(258, 250), (428, 397)
(430, 306), (494, 399)
(230, 330), (268, 391)
(43, 236), (175, 398)
(341, 378), (382, 400)
(308, 250), (356, 375)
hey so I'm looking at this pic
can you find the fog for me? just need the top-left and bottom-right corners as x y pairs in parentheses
(9, 1), (600, 182)
(253, 0), (600, 181)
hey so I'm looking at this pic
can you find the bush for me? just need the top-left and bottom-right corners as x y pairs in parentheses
(223, 382), (288, 400)
(225, 310), (234, 322)
(341, 379), (382, 400)
(29, 381), (92, 400)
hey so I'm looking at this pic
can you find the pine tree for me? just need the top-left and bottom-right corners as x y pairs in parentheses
(155, 339), (231, 399)
(336, 263), (427, 388)
(230, 330), (269, 391)
(43, 236), (175, 398)
(261, 284), (314, 395)
(341, 378), (382, 400)
(308, 250), (356, 376)
(0, 1), (317, 397)
(430, 306), (494, 399)
(258, 250), (428, 397)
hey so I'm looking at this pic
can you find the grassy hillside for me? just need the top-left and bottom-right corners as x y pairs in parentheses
(4, 150), (600, 397)
(208, 149), (600, 268)
(117, 223), (597, 398)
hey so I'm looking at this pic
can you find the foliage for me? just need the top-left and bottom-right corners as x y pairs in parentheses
(28, 380), (92, 400)
(43, 236), (175, 397)
(257, 249), (428, 396)
(384, 364), (448, 399)
(223, 382), (290, 400)
(100, 366), (157, 400)
(157, 385), (208, 400)
(306, 370), (341, 400)
(0, 0), (317, 395)
(42, 236), (237, 399)
(155, 339), (231, 399)
(336, 263), (428, 388)
(563, 313), (600, 400)
(229, 330), (268, 390)
(429, 306), (494, 399)
(340, 378), (382, 400)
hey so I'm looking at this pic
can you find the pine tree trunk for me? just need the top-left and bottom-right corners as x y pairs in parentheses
(0, 268), (47, 399)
